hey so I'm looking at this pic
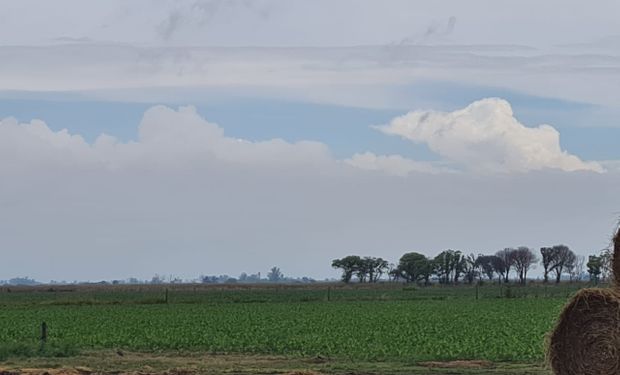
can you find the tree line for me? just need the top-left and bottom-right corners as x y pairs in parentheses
(332, 245), (608, 285)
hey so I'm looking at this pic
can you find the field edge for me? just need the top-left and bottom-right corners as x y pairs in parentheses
(0, 350), (552, 375)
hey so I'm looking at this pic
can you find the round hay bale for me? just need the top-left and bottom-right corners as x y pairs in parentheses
(548, 288), (620, 375)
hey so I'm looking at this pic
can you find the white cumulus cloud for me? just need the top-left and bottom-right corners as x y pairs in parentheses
(0, 105), (334, 173)
(0, 100), (604, 178)
(375, 98), (604, 173)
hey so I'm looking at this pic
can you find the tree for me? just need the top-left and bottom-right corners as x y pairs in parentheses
(463, 253), (479, 284)
(434, 251), (451, 284)
(475, 255), (499, 281)
(267, 266), (283, 282)
(495, 248), (515, 283)
(571, 255), (586, 281)
(362, 257), (389, 283)
(332, 256), (362, 283)
(434, 250), (464, 284)
(600, 247), (612, 282)
(452, 251), (466, 284)
(388, 263), (400, 282)
(490, 255), (507, 283)
(540, 247), (555, 283)
(587, 255), (602, 284)
(397, 252), (431, 284)
(419, 258), (435, 285)
(512, 247), (537, 285)
(547, 245), (576, 283)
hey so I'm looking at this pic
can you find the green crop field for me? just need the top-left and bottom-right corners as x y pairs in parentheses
(0, 282), (584, 366)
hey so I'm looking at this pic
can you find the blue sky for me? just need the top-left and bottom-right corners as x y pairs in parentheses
(1, 87), (618, 161)
(2, 0), (620, 281)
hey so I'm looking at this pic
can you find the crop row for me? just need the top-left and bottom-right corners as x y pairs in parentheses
(0, 298), (564, 362)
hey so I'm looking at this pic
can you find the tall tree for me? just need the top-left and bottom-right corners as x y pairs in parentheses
(397, 252), (431, 283)
(512, 247), (537, 285)
(332, 256), (362, 283)
(571, 255), (586, 282)
(548, 245), (576, 283)
(463, 253), (479, 284)
(540, 247), (556, 283)
(587, 255), (602, 284)
(599, 247), (612, 282)
(434, 250), (464, 284)
(495, 248), (515, 283)
(475, 255), (499, 281)
(434, 251), (452, 284)
(452, 251), (466, 284)
(490, 255), (507, 283)
(387, 263), (399, 282)
(363, 257), (389, 283)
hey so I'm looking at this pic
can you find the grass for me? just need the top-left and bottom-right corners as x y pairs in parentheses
(0, 281), (590, 373)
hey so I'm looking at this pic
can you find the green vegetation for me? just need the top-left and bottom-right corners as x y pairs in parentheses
(0, 283), (587, 365)
(332, 244), (604, 286)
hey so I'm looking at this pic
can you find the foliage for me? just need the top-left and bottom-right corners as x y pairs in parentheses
(396, 252), (432, 284)
(512, 247), (538, 285)
(495, 248), (515, 283)
(540, 245), (576, 283)
(433, 250), (464, 284)
(331, 256), (388, 283)
(588, 255), (602, 284)
(475, 255), (500, 281)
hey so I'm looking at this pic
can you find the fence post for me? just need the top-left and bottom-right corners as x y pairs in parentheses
(327, 287), (331, 302)
(41, 322), (48, 342)
(39, 321), (48, 352)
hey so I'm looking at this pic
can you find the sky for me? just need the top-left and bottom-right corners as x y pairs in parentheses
(1, 0), (620, 282)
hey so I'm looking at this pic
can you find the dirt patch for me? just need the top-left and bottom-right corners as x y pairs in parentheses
(419, 360), (493, 368)
(0, 369), (328, 375)
(1, 370), (81, 375)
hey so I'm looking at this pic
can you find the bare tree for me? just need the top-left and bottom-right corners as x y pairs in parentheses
(540, 247), (555, 283)
(512, 247), (537, 285)
(495, 248), (515, 283)
(600, 246), (612, 282)
(475, 255), (498, 281)
(570, 255), (586, 282)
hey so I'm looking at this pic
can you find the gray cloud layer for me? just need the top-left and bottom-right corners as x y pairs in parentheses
(1, 43), (620, 111)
